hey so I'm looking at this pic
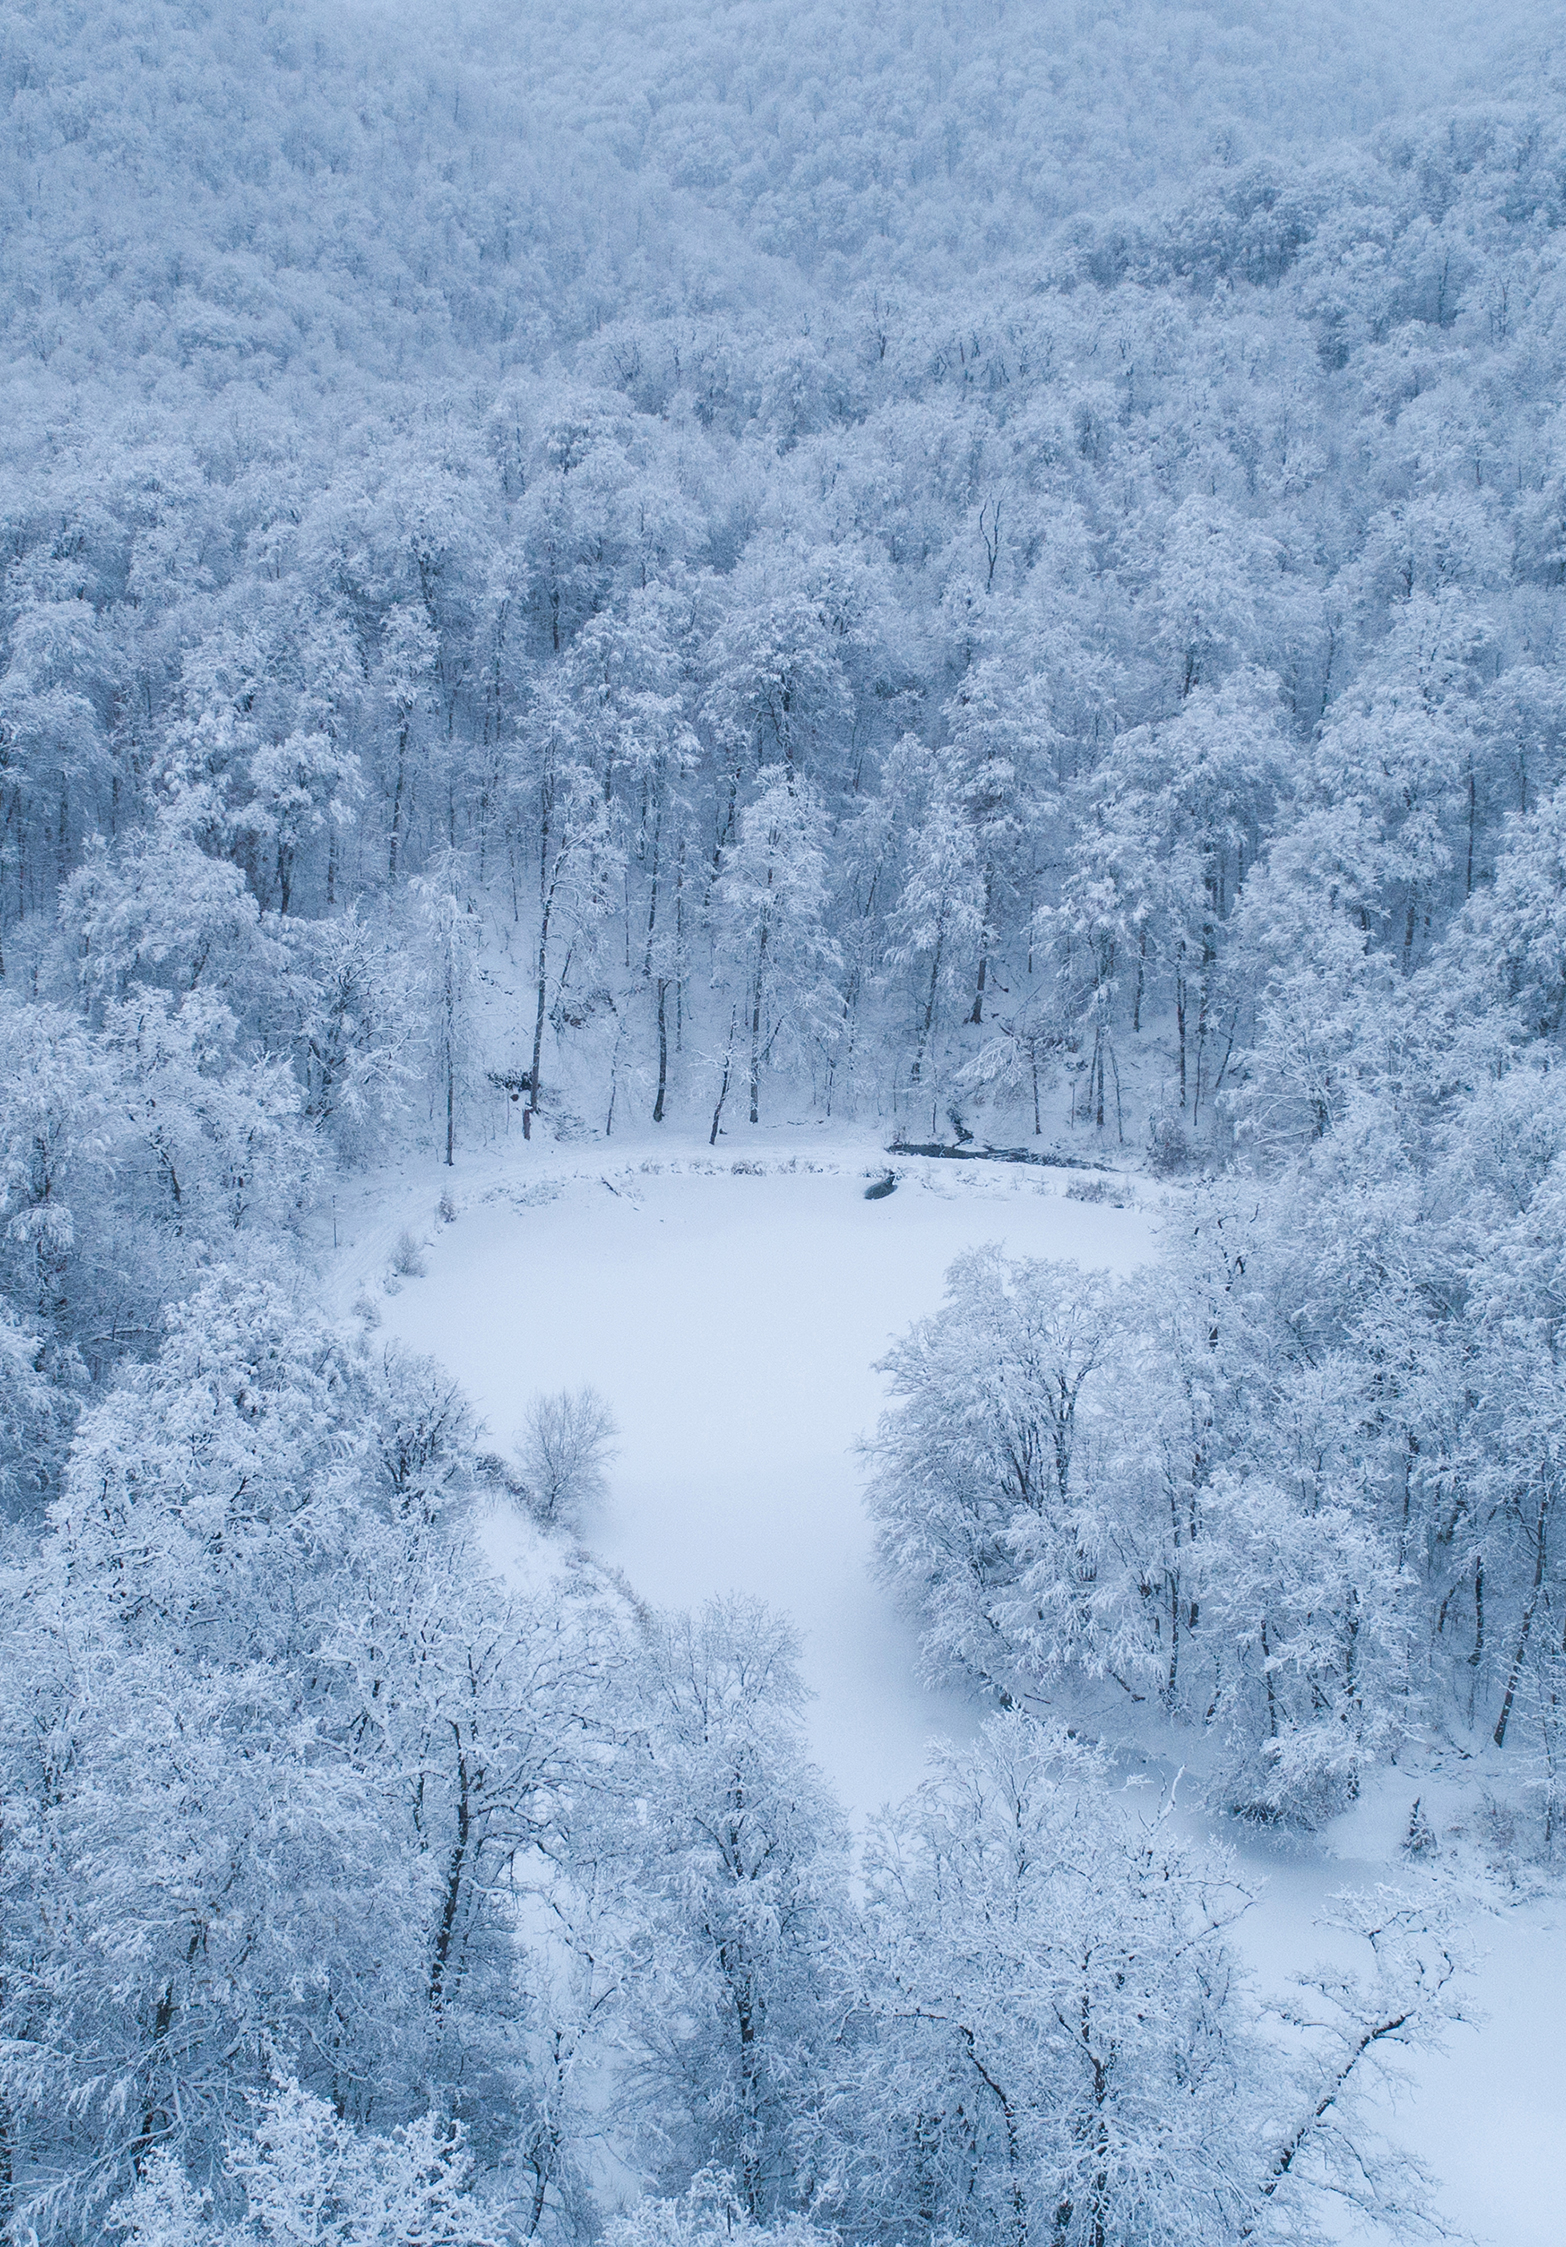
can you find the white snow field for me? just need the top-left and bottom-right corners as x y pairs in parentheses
(374, 1134), (1158, 1812)
(368, 1133), (1562, 2247)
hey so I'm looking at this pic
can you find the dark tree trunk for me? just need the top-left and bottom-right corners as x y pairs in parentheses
(653, 978), (669, 1123)
(1495, 1492), (1549, 1748)
(1175, 960), (1187, 1109)
(710, 1009), (738, 1146)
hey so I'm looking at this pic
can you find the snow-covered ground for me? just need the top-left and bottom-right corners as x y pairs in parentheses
(370, 1130), (1158, 1811)
(1228, 1811), (1564, 2247)
(361, 1130), (1563, 2247)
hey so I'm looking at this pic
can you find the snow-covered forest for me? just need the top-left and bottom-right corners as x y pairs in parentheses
(3, 0), (1566, 2239)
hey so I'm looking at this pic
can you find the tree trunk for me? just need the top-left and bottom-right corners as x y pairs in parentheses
(388, 723), (409, 879)
(1175, 959), (1187, 1109)
(644, 809), (661, 978)
(531, 879), (552, 1119)
(749, 971), (763, 1125)
(654, 979), (669, 1122)
(711, 1009), (738, 1146)
(912, 927), (944, 1086)
(1495, 1490), (1549, 1748)
(1467, 761), (1476, 898)
(429, 1736), (472, 2011)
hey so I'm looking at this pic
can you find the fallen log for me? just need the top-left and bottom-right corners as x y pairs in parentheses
(888, 1139), (1116, 1175)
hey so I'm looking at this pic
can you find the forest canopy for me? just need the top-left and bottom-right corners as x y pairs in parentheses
(2, 1), (1565, 2241)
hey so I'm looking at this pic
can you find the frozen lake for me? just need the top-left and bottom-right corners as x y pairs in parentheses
(380, 1144), (1159, 1813)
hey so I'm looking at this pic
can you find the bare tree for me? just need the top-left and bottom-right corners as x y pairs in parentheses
(514, 1386), (620, 1531)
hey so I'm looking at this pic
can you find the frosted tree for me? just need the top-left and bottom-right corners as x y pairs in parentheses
(236, 728), (362, 918)
(99, 990), (318, 1241)
(57, 819), (293, 1033)
(1311, 599), (1483, 977)
(0, 585), (115, 909)
(1204, 1469), (1410, 1822)
(513, 1385), (620, 1532)
(883, 746), (987, 1097)
(840, 1718), (1460, 2247)
(704, 563), (854, 813)
(0, 1268), (426, 2231)
(1046, 671), (1287, 1125)
(508, 688), (617, 1130)
(225, 2083), (495, 2247)
(571, 586), (701, 1122)
(845, 1718), (1260, 2247)
(1442, 776), (1566, 1043)
(1154, 494), (1285, 702)
(411, 857), (482, 1166)
(1, 1271), (625, 2235)
(295, 904), (421, 1160)
(625, 1600), (850, 2219)
(939, 661), (1059, 1028)
(713, 768), (840, 1126)
(0, 995), (117, 1332)
(105, 2087), (494, 2246)
(0, 1299), (71, 1519)
(607, 2171), (834, 2247)
(377, 603), (439, 883)
(866, 1248), (1129, 1702)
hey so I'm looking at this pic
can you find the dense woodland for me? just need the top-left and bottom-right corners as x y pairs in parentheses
(3, 0), (1566, 2239)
